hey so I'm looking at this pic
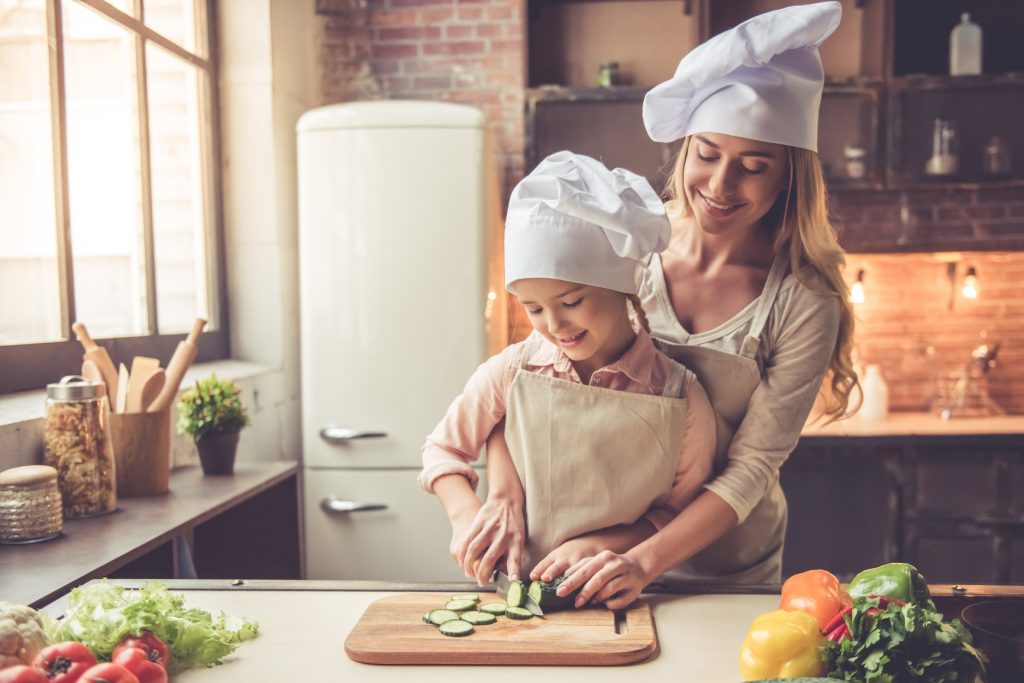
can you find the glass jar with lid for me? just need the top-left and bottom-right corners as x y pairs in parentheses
(43, 375), (117, 517)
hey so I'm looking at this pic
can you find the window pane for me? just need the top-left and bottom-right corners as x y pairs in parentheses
(144, 0), (202, 56)
(63, 0), (147, 338)
(147, 43), (210, 332)
(0, 0), (62, 344)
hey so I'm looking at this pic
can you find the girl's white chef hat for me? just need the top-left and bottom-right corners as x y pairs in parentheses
(642, 1), (842, 151)
(504, 151), (669, 294)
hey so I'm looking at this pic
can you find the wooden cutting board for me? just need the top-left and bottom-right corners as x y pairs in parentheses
(345, 592), (657, 666)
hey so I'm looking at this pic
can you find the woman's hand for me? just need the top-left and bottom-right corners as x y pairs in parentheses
(530, 537), (606, 582)
(556, 551), (652, 610)
(453, 496), (526, 586)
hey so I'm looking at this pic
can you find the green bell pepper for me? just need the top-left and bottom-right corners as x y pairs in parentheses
(846, 562), (935, 610)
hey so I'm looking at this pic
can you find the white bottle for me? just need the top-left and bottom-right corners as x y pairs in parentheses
(950, 13), (982, 76)
(858, 364), (889, 422)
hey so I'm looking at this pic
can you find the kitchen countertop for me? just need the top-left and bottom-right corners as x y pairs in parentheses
(39, 580), (1021, 683)
(0, 461), (297, 608)
(801, 411), (1024, 440)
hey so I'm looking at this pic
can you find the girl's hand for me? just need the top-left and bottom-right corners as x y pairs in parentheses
(530, 537), (605, 582)
(454, 497), (525, 586)
(556, 551), (651, 610)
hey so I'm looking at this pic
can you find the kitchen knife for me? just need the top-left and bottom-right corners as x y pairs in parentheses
(493, 570), (544, 617)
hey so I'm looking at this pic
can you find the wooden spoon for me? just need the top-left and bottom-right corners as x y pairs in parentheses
(140, 369), (167, 414)
(72, 322), (119, 408)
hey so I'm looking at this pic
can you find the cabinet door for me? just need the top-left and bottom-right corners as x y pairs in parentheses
(904, 520), (1001, 584)
(781, 447), (894, 581)
(303, 469), (486, 581)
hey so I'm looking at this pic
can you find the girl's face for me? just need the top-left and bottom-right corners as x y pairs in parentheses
(683, 132), (788, 235)
(513, 279), (633, 369)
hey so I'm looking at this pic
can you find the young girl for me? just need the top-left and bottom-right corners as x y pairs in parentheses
(419, 151), (717, 585)
(462, 2), (860, 610)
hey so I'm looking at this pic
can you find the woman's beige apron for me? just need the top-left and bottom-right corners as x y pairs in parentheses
(643, 253), (790, 584)
(505, 333), (690, 569)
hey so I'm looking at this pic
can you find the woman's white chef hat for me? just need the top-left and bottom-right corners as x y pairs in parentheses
(642, 1), (842, 151)
(504, 151), (670, 294)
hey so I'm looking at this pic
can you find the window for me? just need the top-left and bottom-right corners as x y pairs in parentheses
(0, 0), (226, 394)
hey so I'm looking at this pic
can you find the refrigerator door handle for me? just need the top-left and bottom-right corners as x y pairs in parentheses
(320, 496), (389, 514)
(319, 426), (388, 444)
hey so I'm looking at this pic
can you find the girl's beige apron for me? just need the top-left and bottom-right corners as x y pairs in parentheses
(641, 252), (790, 584)
(505, 333), (689, 569)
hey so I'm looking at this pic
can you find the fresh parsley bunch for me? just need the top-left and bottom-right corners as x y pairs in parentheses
(826, 596), (986, 682)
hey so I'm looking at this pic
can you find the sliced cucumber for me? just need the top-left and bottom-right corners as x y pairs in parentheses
(527, 580), (543, 606)
(480, 602), (507, 616)
(504, 606), (533, 620)
(422, 610), (433, 624)
(427, 608), (461, 626)
(450, 593), (479, 603)
(439, 619), (475, 637)
(505, 579), (526, 608)
(444, 598), (478, 612)
(460, 610), (497, 625)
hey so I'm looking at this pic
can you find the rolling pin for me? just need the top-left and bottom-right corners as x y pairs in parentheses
(71, 321), (121, 410)
(147, 318), (206, 412)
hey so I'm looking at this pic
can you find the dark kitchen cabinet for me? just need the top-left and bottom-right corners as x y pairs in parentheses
(782, 434), (1024, 584)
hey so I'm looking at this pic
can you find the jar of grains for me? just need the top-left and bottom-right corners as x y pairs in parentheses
(43, 375), (116, 517)
(0, 465), (63, 543)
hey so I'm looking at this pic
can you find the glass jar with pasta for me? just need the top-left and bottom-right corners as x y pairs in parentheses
(43, 375), (117, 517)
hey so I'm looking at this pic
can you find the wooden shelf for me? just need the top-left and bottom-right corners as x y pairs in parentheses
(0, 461), (298, 608)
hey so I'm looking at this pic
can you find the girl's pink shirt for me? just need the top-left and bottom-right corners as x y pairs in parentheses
(419, 327), (717, 530)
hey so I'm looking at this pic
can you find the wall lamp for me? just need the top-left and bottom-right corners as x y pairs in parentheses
(850, 269), (866, 304)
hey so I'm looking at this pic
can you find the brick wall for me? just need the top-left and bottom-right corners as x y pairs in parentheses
(832, 186), (1024, 252)
(844, 251), (1024, 415)
(316, 0), (526, 202)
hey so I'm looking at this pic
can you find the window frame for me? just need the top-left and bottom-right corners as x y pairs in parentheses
(0, 0), (229, 395)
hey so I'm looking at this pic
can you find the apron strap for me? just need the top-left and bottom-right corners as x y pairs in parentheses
(660, 360), (687, 398)
(739, 253), (789, 359)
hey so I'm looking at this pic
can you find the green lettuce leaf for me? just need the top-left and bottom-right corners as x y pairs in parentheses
(44, 580), (259, 672)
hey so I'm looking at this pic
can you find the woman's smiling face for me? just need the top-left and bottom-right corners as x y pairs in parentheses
(683, 132), (788, 235)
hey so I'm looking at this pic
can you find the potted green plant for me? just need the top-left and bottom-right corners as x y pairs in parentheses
(177, 374), (250, 475)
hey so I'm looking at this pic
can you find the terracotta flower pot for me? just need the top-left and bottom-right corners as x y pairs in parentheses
(196, 430), (240, 475)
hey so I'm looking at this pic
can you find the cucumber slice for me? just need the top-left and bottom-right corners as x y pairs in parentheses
(506, 579), (525, 608)
(427, 609), (461, 625)
(450, 593), (479, 603)
(422, 611), (432, 624)
(527, 580), (543, 605)
(460, 610), (497, 625)
(480, 602), (507, 616)
(444, 599), (478, 612)
(505, 606), (533, 620)
(439, 619), (475, 637)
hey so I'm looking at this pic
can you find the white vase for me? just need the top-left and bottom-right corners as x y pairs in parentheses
(859, 364), (889, 422)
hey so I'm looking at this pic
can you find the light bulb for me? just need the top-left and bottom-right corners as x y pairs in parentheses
(850, 269), (865, 304)
(961, 266), (978, 299)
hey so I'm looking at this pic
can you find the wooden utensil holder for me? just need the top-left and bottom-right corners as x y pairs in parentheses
(109, 409), (171, 497)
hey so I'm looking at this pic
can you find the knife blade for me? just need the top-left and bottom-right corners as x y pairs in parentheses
(492, 570), (544, 618)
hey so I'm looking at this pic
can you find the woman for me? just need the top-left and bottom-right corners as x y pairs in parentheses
(453, 1), (859, 607)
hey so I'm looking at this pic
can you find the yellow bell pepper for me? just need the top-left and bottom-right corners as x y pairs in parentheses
(738, 609), (827, 680)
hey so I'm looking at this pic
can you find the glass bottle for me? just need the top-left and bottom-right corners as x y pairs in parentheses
(597, 62), (620, 87)
(949, 13), (982, 76)
(43, 375), (117, 517)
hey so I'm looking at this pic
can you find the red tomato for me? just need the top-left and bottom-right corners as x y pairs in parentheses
(32, 641), (97, 683)
(0, 666), (48, 683)
(77, 664), (139, 683)
(111, 650), (166, 683)
(111, 632), (168, 670)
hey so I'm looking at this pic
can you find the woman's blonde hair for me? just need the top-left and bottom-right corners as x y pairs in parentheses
(664, 136), (860, 420)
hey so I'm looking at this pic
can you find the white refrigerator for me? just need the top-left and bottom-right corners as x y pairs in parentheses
(297, 101), (490, 581)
